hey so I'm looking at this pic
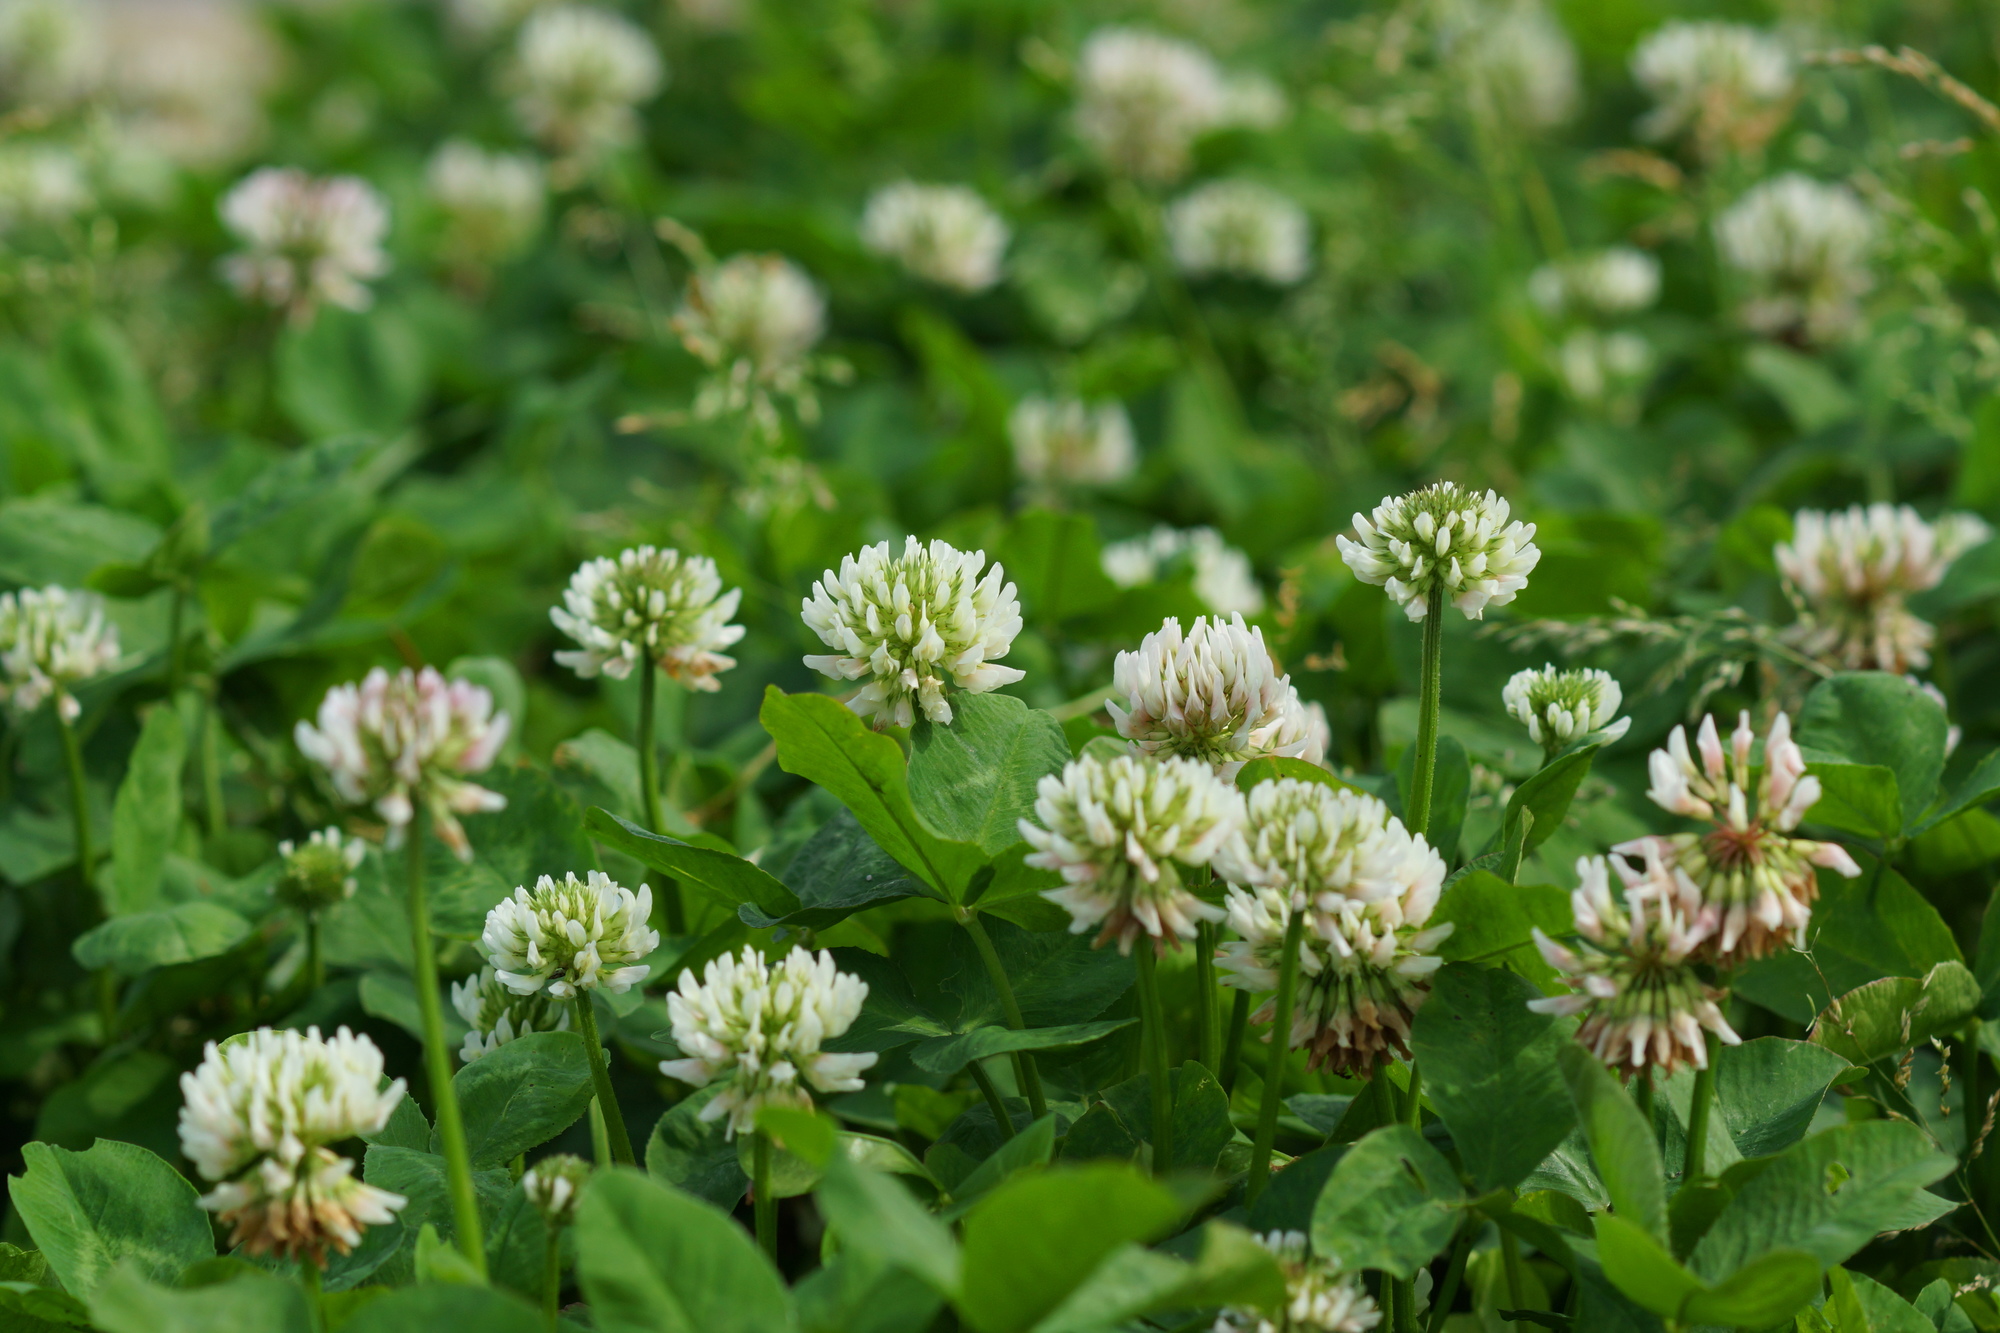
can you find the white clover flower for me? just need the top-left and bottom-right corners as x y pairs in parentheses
(861, 182), (1009, 293)
(508, 6), (664, 159)
(219, 168), (390, 320)
(1716, 174), (1875, 341)
(1073, 27), (1230, 184)
(1624, 710), (1860, 965)
(1775, 505), (1990, 674)
(1166, 180), (1311, 286)
(0, 586), (119, 723)
(1457, 1), (1579, 132)
(426, 140), (545, 267)
(1022, 753), (1241, 954)
(672, 252), (828, 438)
(1632, 21), (1793, 156)
(1219, 72), (1288, 131)
(1531, 853), (1741, 1076)
(659, 945), (877, 1138)
(1213, 779), (1449, 1077)
(0, 0), (106, 109)
(1214, 1232), (1381, 1333)
(451, 964), (574, 1063)
(1553, 329), (1655, 412)
(1502, 665), (1631, 758)
(801, 536), (1025, 728)
(294, 666), (510, 861)
(98, 0), (276, 170)
(1010, 396), (1137, 492)
(273, 827), (366, 914)
(0, 144), (90, 229)
(177, 1026), (408, 1262)
(1528, 247), (1661, 320)
(449, 0), (560, 41)
(1336, 483), (1541, 622)
(1101, 525), (1265, 616)
(481, 871), (660, 1001)
(522, 1153), (592, 1227)
(551, 546), (745, 690)
(1109, 615), (1322, 776)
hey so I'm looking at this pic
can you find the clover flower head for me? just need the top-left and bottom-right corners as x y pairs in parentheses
(1101, 525), (1264, 616)
(98, 0), (278, 171)
(451, 964), (574, 1063)
(274, 827), (366, 913)
(0, 143), (88, 229)
(294, 666), (510, 861)
(1166, 180), (1311, 286)
(861, 181), (1009, 293)
(1553, 329), (1655, 414)
(672, 252), (828, 437)
(551, 545), (746, 689)
(1532, 854), (1741, 1077)
(1529, 247), (1661, 320)
(220, 168), (390, 319)
(508, 5), (664, 158)
(522, 1153), (592, 1228)
(1502, 665), (1630, 756)
(1458, 1), (1579, 132)
(0, 0), (106, 109)
(1010, 396), (1137, 492)
(426, 139), (545, 266)
(659, 945), (877, 1138)
(1775, 504), (1990, 673)
(1630, 709), (1860, 964)
(1214, 1232), (1381, 1333)
(0, 585), (119, 722)
(1021, 753), (1241, 954)
(1716, 174), (1874, 342)
(802, 536), (1025, 728)
(481, 871), (660, 1000)
(1073, 27), (1230, 184)
(1109, 615), (1321, 776)
(1336, 483), (1541, 621)
(1632, 20), (1793, 155)
(177, 1026), (407, 1261)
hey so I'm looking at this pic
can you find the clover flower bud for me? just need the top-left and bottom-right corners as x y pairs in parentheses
(295, 667), (510, 861)
(1022, 753), (1240, 954)
(1532, 854), (1741, 1077)
(1010, 396), (1137, 492)
(672, 252), (828, 437)
(861, 182), (1009, 293)
(1101, 525), (1264, 616)
(1109, 615), (1322, 776)
(1502, 665), (1630, 758)
(451, 964), (574, 1063)
(802, 536), (1025, 728)
(1456, 2), (1579, 133)
(1166, 180), (1311, 286)
(551, 545), (746, 689)
(659, 945), (877, 1138)
(1213, 1232), (1381, 1333)
(507, 6), (663, 159)
(1073, 27), (1229, 184)
(426, 140), (545, 267)
(1775, 504), (1990, 674)
(177, 1027), (408, 1262)
(1716, 174), (1874, 342)
(1336, 483), (1541, 622)
(273, 827), (365, 914)
(1528, 247), (1660, 321)
(1552, 329), (1655, 415)
(522, 1153), (592, 1228)
(481, 871), (660, 1000)
(219, 168), (389, 320)
(0, 585), (119, 722)
(1632, 21), (1793, 157)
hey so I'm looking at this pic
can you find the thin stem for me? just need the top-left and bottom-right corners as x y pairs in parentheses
(542, 1227), (561, 1331)
(1426, 1224), (1471, 1333)
(573, 996), (635, 1165)
(1135, 944), (1173, 1175)
(300, 1253), (323, 1333)
(589, 1097), (612, 1168)
(166, 585), (186, 700)
(1194, 916), (1220, 1073)
(405, 822), (487, 1277)
(1404, 1063), (1425, 1128)
(1635, 1070), (1656, 1135)
(637, 659), (686, 936)
(1220, 989), (1252, 1094)
(305, 909), (324, 993)
(56, 706), (93, 895)
(1406, 585), (1446, 838)
(753, 1129), (777, 1259)
(966, 1059), (1016, 1139)
(1246, 909), (1307, 1205)
(1501, 1226), (1527, 1329)
(959, 912), (1047, 1119)
(1685, 1035), (1719, 1181)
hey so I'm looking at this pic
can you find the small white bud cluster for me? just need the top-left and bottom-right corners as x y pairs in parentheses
(802, 537), (1025, 728)
(1716, 174), (1875, 342)
(672, 252), (828, 438)
(1631, 20), (1793, 157)
(0, 143), (88, 230)
(1010, 396), (1137, 492)
(480, 871), (661, 1000)
(1502, 665), (1631, 758)
(861, 182), (1009, 293)
(1166, 180), (1311, 286)
(1457, 1), (1579, 133)
(99, 0), (278, 171)
(507, 6), (664, 160)
(1109, 615), (1322, 776)
(1073, 27), (1230, 184)
(219, 168), (390, 319)
(1775, 504), (1990, 673)
(1336, 483), (1541, 622)
(522, 1153), (592, 1227)
(1101, 525), (1264, 616)
(426, 140), (545, 267)
(273, 827), (366, 914)
(0, 585), (119, 722)
(1213, 1231), (1381, 1333)
(551, 545), (746, 689)
(1553, 329), (1655, 414)
(1529, 247), (1661, 321)
(659, 945), (877, 1138)
(451, 964), (574, 1063)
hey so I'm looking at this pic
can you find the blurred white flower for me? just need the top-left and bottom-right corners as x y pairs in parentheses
(1213, 1231), (1381, 1333)
(659, 945), (877, 1138)
(1528, 247), (1660, 320)
(1457, 1), (1579, 132)
(1632, 20), (1793, 156)
(1022, 752), (1241, 953)
(1336, 483), (1541, 621)
(1073, 27), (1229, 184)
(452, 964), (574, 1063)
(1011, 396), (1136, 495)
(1109, 614), (1321, 775)
(1166, 180), (1311, 286)
(1219, 72), (1289, 131)
(0, 585), (119, 723)
(1101, 525), (1265, 616)
(273, 827), (365, 914)
(294, 666), (510, 861)
(801, 536), (1025, 728)
(861, 181), (1009, 293)
(1502, 664), (1630, 757)
(99, 0), (276, 169)
(219, 167), (390, 320)
(0, 0), (106, 110)
(1716, 174), (1874, 341)
(551, 545), (745, 690)
(450, 0), (561, 42)
(178, 1026), (407, 1262)
(508, 6), (664, 159)
(522, 1154), (592, 1227)
(480, 871), (660, 1000)
(1553, 329), (1654, 414)
(1775, 504), (1990, 673)
(426, 140), (545, 267)
(0, 144), (90, 228)
(672, 252), (827, 438)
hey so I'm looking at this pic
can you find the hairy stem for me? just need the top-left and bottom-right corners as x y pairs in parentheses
(1135, 943), (1174, 1175)
(959, 911), (1047, 1119)
(638, 659), (686, 936)
(753, 1129), (777, 1259)
(1246, 910), (1306, 1205)
(406, 823), (487, 1277)
(966, 1059), (1016, 1140)
(573, 995), (635, 1165)
(1407, 584), (1447, 838)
